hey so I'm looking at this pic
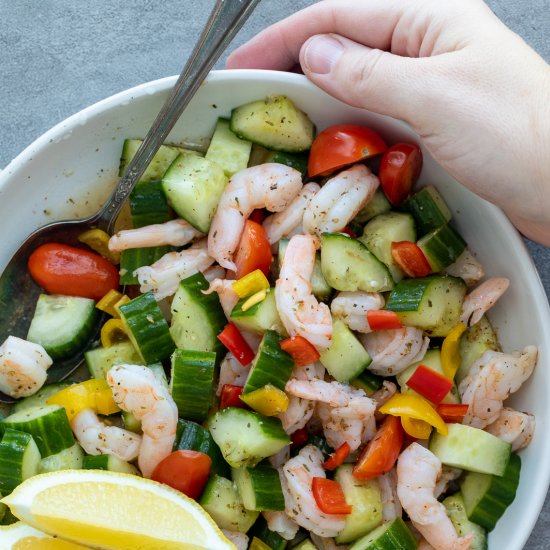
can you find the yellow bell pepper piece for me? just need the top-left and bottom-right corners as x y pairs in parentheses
(239, 384), (289, 416)
(441, 322), (467, 379)
(241, 289), (268, 312)
(96, 289), (126, 317)
(232, 269), (270, 298)
(113, 294), (131, 313)
(401, 416), (433, 440)
(78, 228), (120, 264)
(100, 318), (128, 347)
(47, 379), (120, 420)
(379, 393), (448, 436)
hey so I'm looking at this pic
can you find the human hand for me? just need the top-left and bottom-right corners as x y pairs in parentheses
(227, 0), (550, 245)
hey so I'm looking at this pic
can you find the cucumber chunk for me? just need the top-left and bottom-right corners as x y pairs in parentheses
(243, 330), (294, 394)
(359, 212), (416, 282)
(118, 292), (175, 364)
(85, 341), (144, 380)
(247, 515), (289, 550)
(129, 180), (172, 228)
(334, 464), (383, 544)
(119, 245), (173, 285)
(230, 289), (286, 335)
(118, 139), (182, 182)
(319, 319), (372, 383)
(162, 153), (227, 233)
(170, 272), (227, 357)
(26, 294), (98, 360)
(402, 185), (453, 236)
(417, 222), (467, 272)
(232, 464), (285, 511)
(429, 423), (511, 476)
(39, 442), (84, 473)
(170, 349), (216, 422)
(0, 429), (41, 494)
(348, 517), (417, 550)
(461, 453), (521, 531)
(354, 188), (392, 224)
(199, 474), (259, 532)
(208, 407), (290, 468)
(320, 233), (394, 293)
(385, 275), (467, 337)
(83, 454), (139, 475)
(443, 493), (488, 550)
(230, 95), (314, 153)
(1, 405), (74, 457)
(205, 117), (252, 177)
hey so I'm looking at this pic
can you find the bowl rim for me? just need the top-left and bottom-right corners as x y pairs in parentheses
(1, 68), (549, 548)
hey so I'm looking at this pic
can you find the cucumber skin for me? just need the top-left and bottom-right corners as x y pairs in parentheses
(119, 292), (175, 364)
(0, 405), (75, 458)
(0, 429), (41, 494)
(174, 419), (229, 478)
(232, 464), (286, 511)
(170, 349), (216, 423)
(119, 245), (173, 285)
(348, 517), (417, 550)
(83, 454), (138, 475)
(402, 185), (452, 236)
(129, 180), (172, 228)
(418, 223), (467, 272)
(443, 493), (488, 550)
(461, 453), (521, 531)
(248, 515), (288, 550)
(119, 139), (180, 182)
(243, 330), (294, 394)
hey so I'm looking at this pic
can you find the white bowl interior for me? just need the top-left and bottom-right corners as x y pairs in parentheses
(0, 70), (548, 548)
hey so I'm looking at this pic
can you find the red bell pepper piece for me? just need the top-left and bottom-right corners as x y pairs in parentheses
(290, 427), (309, 450)
(341, 226), (357, 238)
(311, 477), (352, 515)
(366, 310), (403, 330)
(280, 335), (320, 366)
(437, 403), (469, 423)
(353, 415), (404, 480)
(391, 241), (432, 278)
(217, 323), (255, 366)
(405, 364), (454, 405)
(323, 442), (351, 471)
(219, 384), (246, 410)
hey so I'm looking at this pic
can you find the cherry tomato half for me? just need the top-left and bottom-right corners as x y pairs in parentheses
(234, 219), (273, 279)
(379, 143), (423, 206)
(352, 415), (404, 480)
(28, 243), (119, 300)
(151, 450), (212, 500)
(308, 124), (388, 178)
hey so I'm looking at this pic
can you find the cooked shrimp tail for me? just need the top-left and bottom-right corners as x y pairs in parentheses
(460, 277), (509, 327)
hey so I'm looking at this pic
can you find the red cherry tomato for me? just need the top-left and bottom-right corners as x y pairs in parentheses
(352, 415), (404, 480)
(28, 243), (119, 300)
(151, 450), (212, 500)
(308, 124), (388, 178)
(234, 219), (273, 279)
(379, 143), (423, 206)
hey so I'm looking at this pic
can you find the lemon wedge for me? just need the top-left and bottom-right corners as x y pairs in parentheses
(0, 522), (88, 549)
(1, 470), (235, 550)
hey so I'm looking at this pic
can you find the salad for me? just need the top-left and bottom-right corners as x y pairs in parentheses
(0, 94), (538, 550)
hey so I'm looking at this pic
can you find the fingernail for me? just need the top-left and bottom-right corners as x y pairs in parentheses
(303, 35), (344, 75)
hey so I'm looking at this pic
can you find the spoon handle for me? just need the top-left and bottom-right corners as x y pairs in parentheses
(97, 0), (261, 232)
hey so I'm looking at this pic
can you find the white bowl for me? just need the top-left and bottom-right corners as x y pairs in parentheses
(1, 70), (548, 548)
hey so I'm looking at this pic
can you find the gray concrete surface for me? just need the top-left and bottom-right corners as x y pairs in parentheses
(0, 0), (549, 547)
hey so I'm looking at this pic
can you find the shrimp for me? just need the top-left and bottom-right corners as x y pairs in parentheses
(135, 238), (215, 300)
(108, 219), (203, 252)
(263, 182), (320, 244)
(397, 443), (473, 550)
(458, 346), (537, 429)
(0, 336), (52, 398)
(460, 277), (509, 327)
(208, 163), (303, 271)
(70, 408), (142, 462)
(285, 378), (376, 451)
(202, 265), (226, 282)
(444, 249), (485, 287)
(268, 446), (291, 469)
(372, 381), (398, 421)
(360, 327), (429, 376)
(275, 234), (333, 350)
(303, 164), (379, 236)
(106, 364), (178, 478)
(262, 510), (300, 541)
(278, 362), (325, 434)
(280, 445), (346, 537)
(379, 468), (402, 522)
(330, 291), (385, 333)
(485, 407), (535, 451)
(203, 278), (239, 320)
(216, 352), (250, 395)
(221, 530), (248, 550)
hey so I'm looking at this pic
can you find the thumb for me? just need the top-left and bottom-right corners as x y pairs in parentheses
(300, 34), (429, 122)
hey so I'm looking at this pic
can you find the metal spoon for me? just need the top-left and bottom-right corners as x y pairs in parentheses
(0, 0), (261, 403)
